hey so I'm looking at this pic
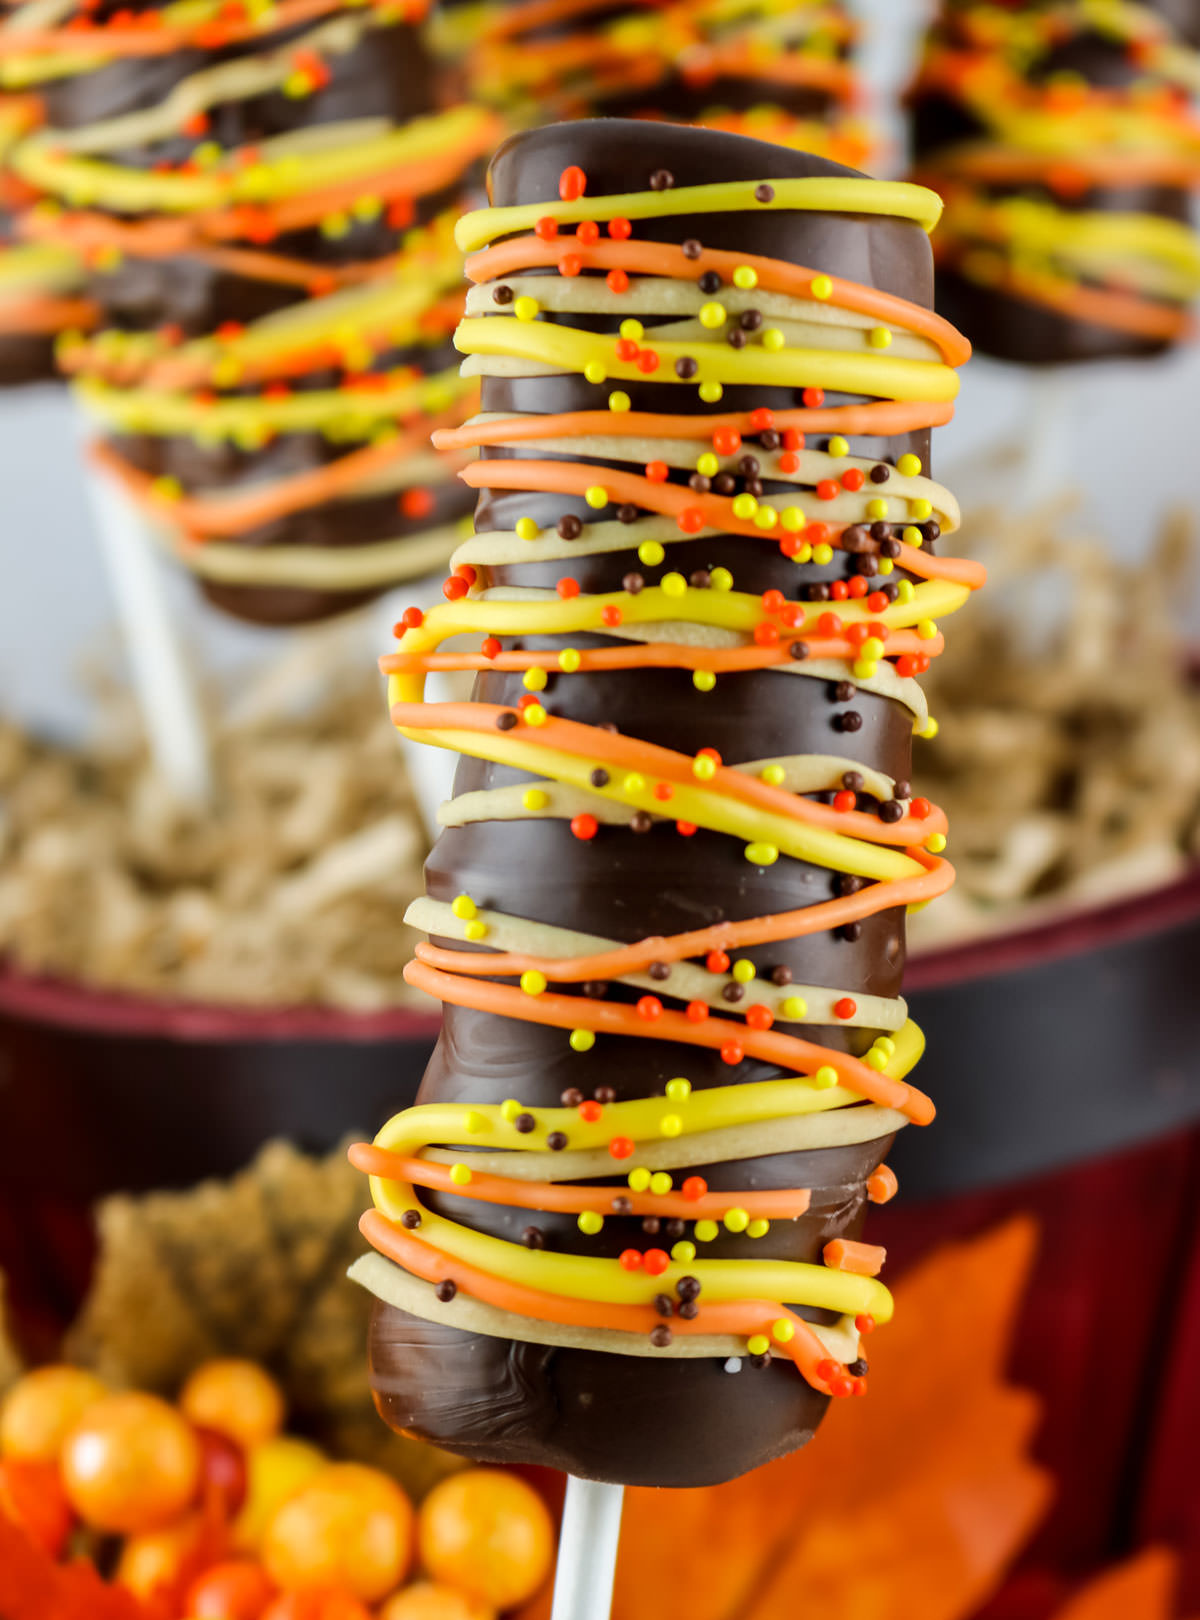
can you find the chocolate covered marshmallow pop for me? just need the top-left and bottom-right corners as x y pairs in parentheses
(350, 119), (980, 1488)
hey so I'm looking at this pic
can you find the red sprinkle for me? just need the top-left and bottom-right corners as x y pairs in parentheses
(805, 522), (830, 544)
(779, 534), (802, 558)
(559, 165), (587, 201)
(712, 428), (741, 457)
(579, 1100), (603, 1123)
(816, 612), (843, 636)
(855, 1313), (877, 1335)
(761, 588), (785, 613)
(778, 451), (801, 475)
(619, 1249), (644, 1271)
(677, 508), (704, 534)
(600, 605), (623, 627)
(645, 460), (669, 482)
(614, 338), (639, 362)
(910, 797), (932, 819)
(833, 997), (857, 1020)
(606, 269), (629, 294)
(576, 220), (600, 245)
(895, 655), (918, 679)
(706, 950), (730, 973)
(802, 387), (825, 408)
(753, 623), (779, 647)
(846, 623), (869, 648)
(847, 576), (868, 599)
(833, 790), (857, 813)
(535, 216), (558, 240)
(560, 253), (583, 277)
(841, 468), (865, 492)
(443, 576), (469, 601)
(635, 349), (660, 373)
(745, 1004), (774, 1031)
(720, 1041), (744, 1066)
(681, 1176), (708, 1201)
(643, 1250), (670, 1276)
(830, 580), (849, 602)
(866, 591), (889, 613)
(398, 606), (424, 630)
(676, 821), (698, 837)
(609, 1136), (635, 1160)
(783, 429), (804, 452)
(685, 1000), (709, 1022)
(400, 487), (434, 518)
(608, 217), (632, 239)
(697, 747), (722, 767)
(636, 996), (664, 1021)
(815, 479), (839, 503)
(571, 814), (599, 841)
(556, 577), (580, 598)
(481, 636), (501, 659)
(653, 782), (674, 801)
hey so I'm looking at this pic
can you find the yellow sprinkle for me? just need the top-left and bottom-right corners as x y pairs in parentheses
(665, 1078), (692, 1102)
(780, 996), (808, 1020)
(921, 717), (940, 739)
(780, 506), (805, 532)
(638, 540), (665, 566)
(660, 1114), (683, 1138)
(514, 296), (540, 322)
(811, 274), (833, 300)
(814, 1065), (840, 1089)
(698, 381), (724, 403)
(693, 670), (716, 692)
(522, 667), (548, 691)
(501, 1099), (522, 1123)
(464, 919), (488, 942)
(464, 1111), (488, 1134)
(522, 788), (549, 810)
(917, 620), (937, 640)
(862, 637), (886, 661)
(524, 704), (547, 727)
(662, 571), (687, 597)
(649, 1172), (673, 1196)
(731, 493), (758, 520)
(696, 452), (720, 477)
(868, 326), (892, 349)
(520, 970), (548, 996)
(746, 843), (779, 866)
(450, 1163), (473, 1186)
(853, 659), (878, 681)
(866, 1048), (889, 1071)
(150, 477), (183, 502)
(866, 498), (889, 520)
(558, 649), (581, 672)
(699, 301), (727, 329)
(747, 1219), (771, 1239)
(608, 390), (631, 412)
(760, 764), (786, 786)
(585, 485), (608, 508)
(732, 958), (756, 984)
(813, 542), (834, 566)
(732, 265), (758, 289)
(584, 360), (606, 385)
(710, 566), (733, 591)
(828, 435), (849, 458)
(451, 894), (477, 920)
(569, 1028), (595, 1052)
(910, 499), (933, 521)
(353, 196), (382, 223)
(795, 543), (814, 564)
(879, 559), (894, 575)
(897, 580), (916, 603)
(672, 1240), (697, 1263)
(692, 755), (717, 781)
(283, 69), (312, 98)
(761, 328), (785, 351)
(926, 832), (947, 853)
(619, 318), (644, 341)
(902, 525), (923, 547)
(623, 773), (645, 796)
(578, 1210), (604, 1235)
(724, 1206), (751, 1233)
(772, 1318), (796, 1343)
(876, 1036), (896, 1056)
(628, 1168), (652, 1192)
(754, 506), (778, 530)
(747, 1334), (771, 1356)
(897, 453), (922, 477)
(695, 1219), (719, 1242)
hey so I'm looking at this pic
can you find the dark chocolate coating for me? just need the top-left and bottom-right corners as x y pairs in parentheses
(367, 122), (934, 1485)
(46, 9), (471, 623)
(911, 0), (1200, 364)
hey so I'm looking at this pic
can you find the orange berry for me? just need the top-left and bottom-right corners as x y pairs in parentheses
(0, 1458), (73, 1557)
(62, 1392), (200, 1534)
(0, 1366), (107, 1462)
(180, 1360), (285, 1451)
(187, 1559), (277, 1619)
(262, 1464), (412, 1603)
(379, 1582), (496, 1620)
(417, 1470), (554, 1610)
(262, 1593), (372, 1620)
(115, 1510), (208, 1602)
(233, 1437), (326, 1553)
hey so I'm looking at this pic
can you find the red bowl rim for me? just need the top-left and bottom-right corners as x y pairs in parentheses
(2, 863), (1199, 1040)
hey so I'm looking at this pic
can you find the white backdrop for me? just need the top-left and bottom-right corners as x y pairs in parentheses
(2, 0), (1198, 741)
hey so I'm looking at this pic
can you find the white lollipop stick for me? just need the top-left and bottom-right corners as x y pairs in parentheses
(551, 1477), (625, 1620)
(1019, 369), (1076, 509)
(82, 456), (213, 806)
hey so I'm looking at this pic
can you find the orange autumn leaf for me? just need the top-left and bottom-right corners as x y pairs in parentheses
(1052, 1549), (1180, 1620)
(0, 1511), (149, 1620)
(520, 1217), (1050, 1620)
